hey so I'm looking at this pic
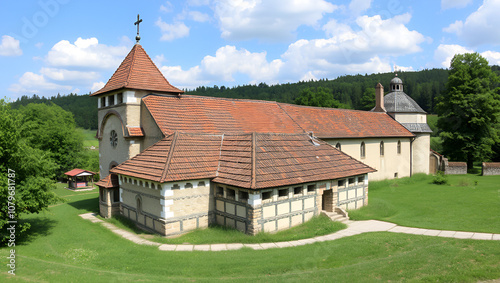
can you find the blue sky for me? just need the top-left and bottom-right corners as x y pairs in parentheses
(1, 0), (500, 100)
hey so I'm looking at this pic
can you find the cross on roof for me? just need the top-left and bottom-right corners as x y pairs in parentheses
(134, 14), (142, 43)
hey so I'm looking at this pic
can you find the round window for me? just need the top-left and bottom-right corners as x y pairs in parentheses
(110, 130), (118, 148)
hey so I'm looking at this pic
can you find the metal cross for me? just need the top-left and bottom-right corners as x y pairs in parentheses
(134, 14), (143, 43)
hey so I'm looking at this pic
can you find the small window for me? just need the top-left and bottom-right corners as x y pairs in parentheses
(294, 186), (302, 195)
(136, 198), (142, 214)
(110, 130), (118, 148)
(134, 179), (138, 185)
(360, 142), (366, 158)
(100, 97), (106, 108)
(108, 95), (115, 106)
(307, 184), (315, 193)
(139, 180), (143, 187)
(397, 140), (401, 154)
(117, 93), (123, 104)
(335, 142), (341, 151)
(185, 183), (193, 189)
(348, 178), (355, 185)
(239, 191), (249, 202)
(216, 186), (224, 197)
(262, 191), (272, 201)
(338, 180), (345, 187)
(278, 188), (289, 198)
(358, 176), (365, 184)
(99, 189), (104, 202)
(394, 172), (398, 178)
(226, 188), (236, 200)
(380, 141), (384, 156)
(172, 184), (180, 190)
(198, 181), (206, 187)
(113, 189), (120, 203)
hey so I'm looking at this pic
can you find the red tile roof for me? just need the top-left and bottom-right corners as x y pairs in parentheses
(143, 94), (414, 139)
(91, 44), (183, 96)
(96, 173), (119, 188)
(278, 103), (414, 139)
(64, 168), (96, 177)
(127, 126), (144, 137)
(111, 132), (375, 189)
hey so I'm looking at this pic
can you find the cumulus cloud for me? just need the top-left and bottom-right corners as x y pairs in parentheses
(156, 18), (190, 41)
(434, 44), (474, 67)
(189, 11), (211, 22)
(46, 37), (129, 69)
(444, 0), (500, 46)
(91, 82), (105, 92)
(481, 50), (500, 65)
(441, 0), (472, 10)
(159, 45), (283, 89)
(0, 35), (22, 56)
(214, 0), (337, 41)
(9, 72), (72, 94)
(40, 67), (100, 83)
(349, 0), (372, 16)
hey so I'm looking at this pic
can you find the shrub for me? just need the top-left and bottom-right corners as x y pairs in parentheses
(432, 171), (448, 185)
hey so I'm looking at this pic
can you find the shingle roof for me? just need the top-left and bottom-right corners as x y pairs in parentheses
(142, 94), (414, 139)
(383, 91), (426, 113)
(111, 132), (375, 189)
(401, 123), (433, 133)
(127, 126), (144, 137)
(91, 44), (183, 96)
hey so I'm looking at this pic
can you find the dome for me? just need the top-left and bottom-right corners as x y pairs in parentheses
(390, 76), (403, 84)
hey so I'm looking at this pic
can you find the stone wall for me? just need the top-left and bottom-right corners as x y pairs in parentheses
(445, 162), (467, 175)
(482, 162), (500, 176)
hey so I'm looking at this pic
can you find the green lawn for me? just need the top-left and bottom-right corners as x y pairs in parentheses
(1, 176), (500, 282)
(349, 174), (500, 233)
(78, 128), (98, 148)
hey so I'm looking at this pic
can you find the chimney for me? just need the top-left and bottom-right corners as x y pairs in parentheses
(373, 83), (386, 112)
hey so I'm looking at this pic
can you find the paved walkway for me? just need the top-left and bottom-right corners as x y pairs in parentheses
(80, 213), (500, 252)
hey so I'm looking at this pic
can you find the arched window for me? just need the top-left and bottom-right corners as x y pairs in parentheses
(380, 141), (384, 156)
(397, 140), (401, 154)
(335, 142), (341, 151)
(136, 197), (142, 214)
(360, 142), (366, 158)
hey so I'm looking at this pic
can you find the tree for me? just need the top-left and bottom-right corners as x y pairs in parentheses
(360, 87), (376, 110)
(436, 53), (500, 169)
(17, 103), (85, 178)
(0, 100), (59, 244)
(294, 87), (348, 108)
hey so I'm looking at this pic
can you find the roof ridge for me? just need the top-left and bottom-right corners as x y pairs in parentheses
(123, 44), (139, 88)
(160, 132), (179, 182)
(277, 103), (307, 134)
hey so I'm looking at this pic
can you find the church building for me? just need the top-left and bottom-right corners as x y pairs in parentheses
(93, 37), (431, 236)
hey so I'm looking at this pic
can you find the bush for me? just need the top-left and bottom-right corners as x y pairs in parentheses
(432, 171), (448, 185)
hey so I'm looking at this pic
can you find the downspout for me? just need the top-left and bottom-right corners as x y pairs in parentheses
(410, 137), (415, 177)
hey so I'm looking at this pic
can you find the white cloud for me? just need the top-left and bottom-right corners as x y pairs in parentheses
(441, 0), (472, 10)
(479, 50), (500, 65)
(444, 0), (500, 46)
(214, 0), (337, 41)
(9, 72), (71, 94)
(160, 1), (173, 13)
(45, 37), (129, 69)
(159, 45), (283, 89)
(393, 65), (414, 72)
(91, 82), (105, 92)
(349, 0), (372, 16)
(189, 11), (211, 22)
(156, 18), (190, 41)
(40, 67), (100, 83)
(0, 35), (22, 56)
(434, 44), (474, 67)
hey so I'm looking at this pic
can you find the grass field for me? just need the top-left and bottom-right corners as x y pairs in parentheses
(78, 128), (98, 148)
(1, 175), (500, 282)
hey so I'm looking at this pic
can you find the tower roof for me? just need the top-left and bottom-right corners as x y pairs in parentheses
(384, 91), (426, 113)
(91, 44), (183, 96)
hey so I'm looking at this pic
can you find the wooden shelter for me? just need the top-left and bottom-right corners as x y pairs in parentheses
(64, 169), (96, 190)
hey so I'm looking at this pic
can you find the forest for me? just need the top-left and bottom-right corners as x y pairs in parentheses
(9, 67), (500, 130)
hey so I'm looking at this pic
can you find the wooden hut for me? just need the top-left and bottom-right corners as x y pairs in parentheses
(64, 169), (96, 190)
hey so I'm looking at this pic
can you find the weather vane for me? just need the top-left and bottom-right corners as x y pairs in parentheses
(134, 14), (143, 43)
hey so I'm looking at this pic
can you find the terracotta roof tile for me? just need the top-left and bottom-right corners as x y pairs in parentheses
(96, 174), (119, 188)
(127, 126), (144, 137)
(91, 44), (183, 96)
(143, 94), (413, 139)
(64, 168), (96, 177)
(111, 132), (375, 189)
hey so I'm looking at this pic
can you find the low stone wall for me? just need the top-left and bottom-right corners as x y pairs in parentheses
(482, 162), (500, 176)
(445, 162), (467, 175)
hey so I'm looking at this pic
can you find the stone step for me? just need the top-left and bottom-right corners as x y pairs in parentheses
(321, 210), (350, 223)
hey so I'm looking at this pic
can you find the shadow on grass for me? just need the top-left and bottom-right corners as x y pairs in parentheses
(16, 217), (58, 245)
(68, 197), (99, 214)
